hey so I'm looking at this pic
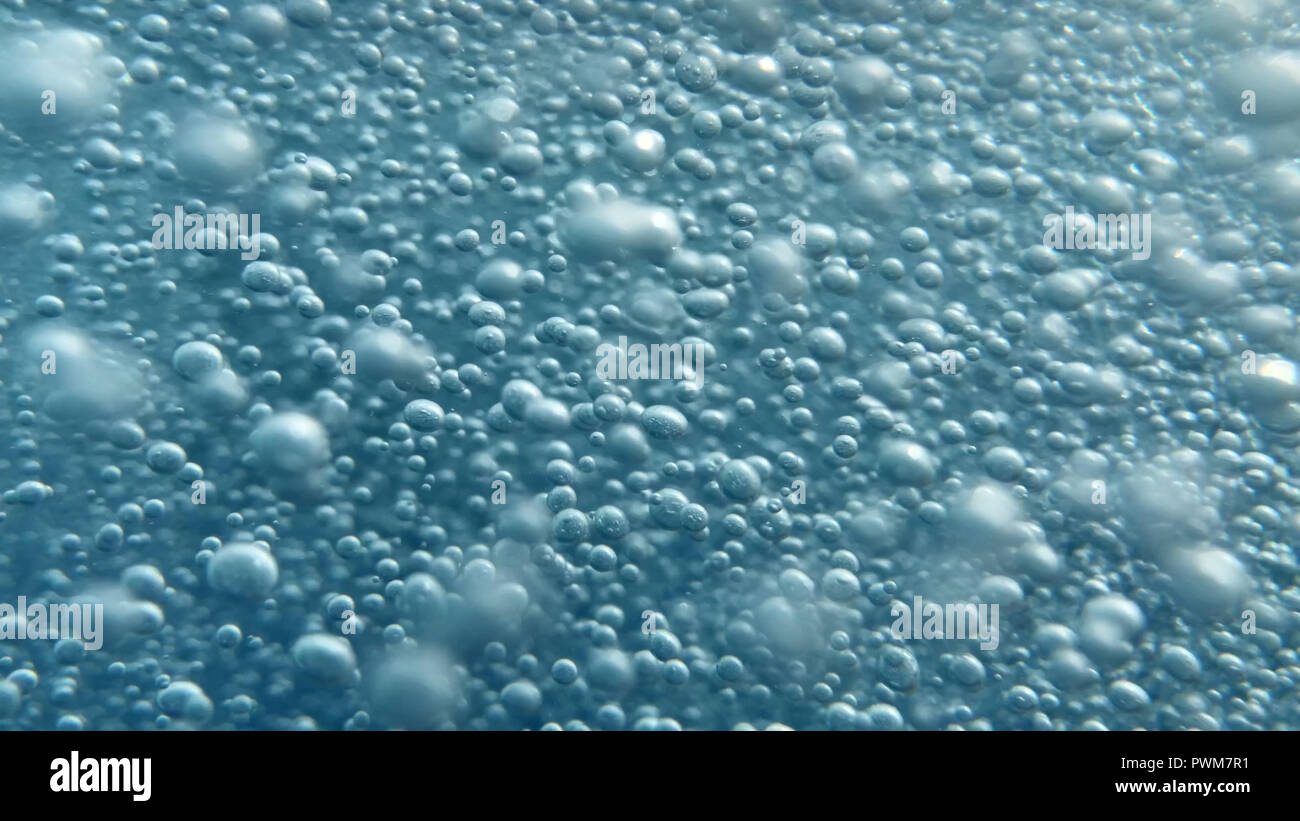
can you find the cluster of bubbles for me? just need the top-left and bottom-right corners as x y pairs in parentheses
(1, 0), (1299, 730)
